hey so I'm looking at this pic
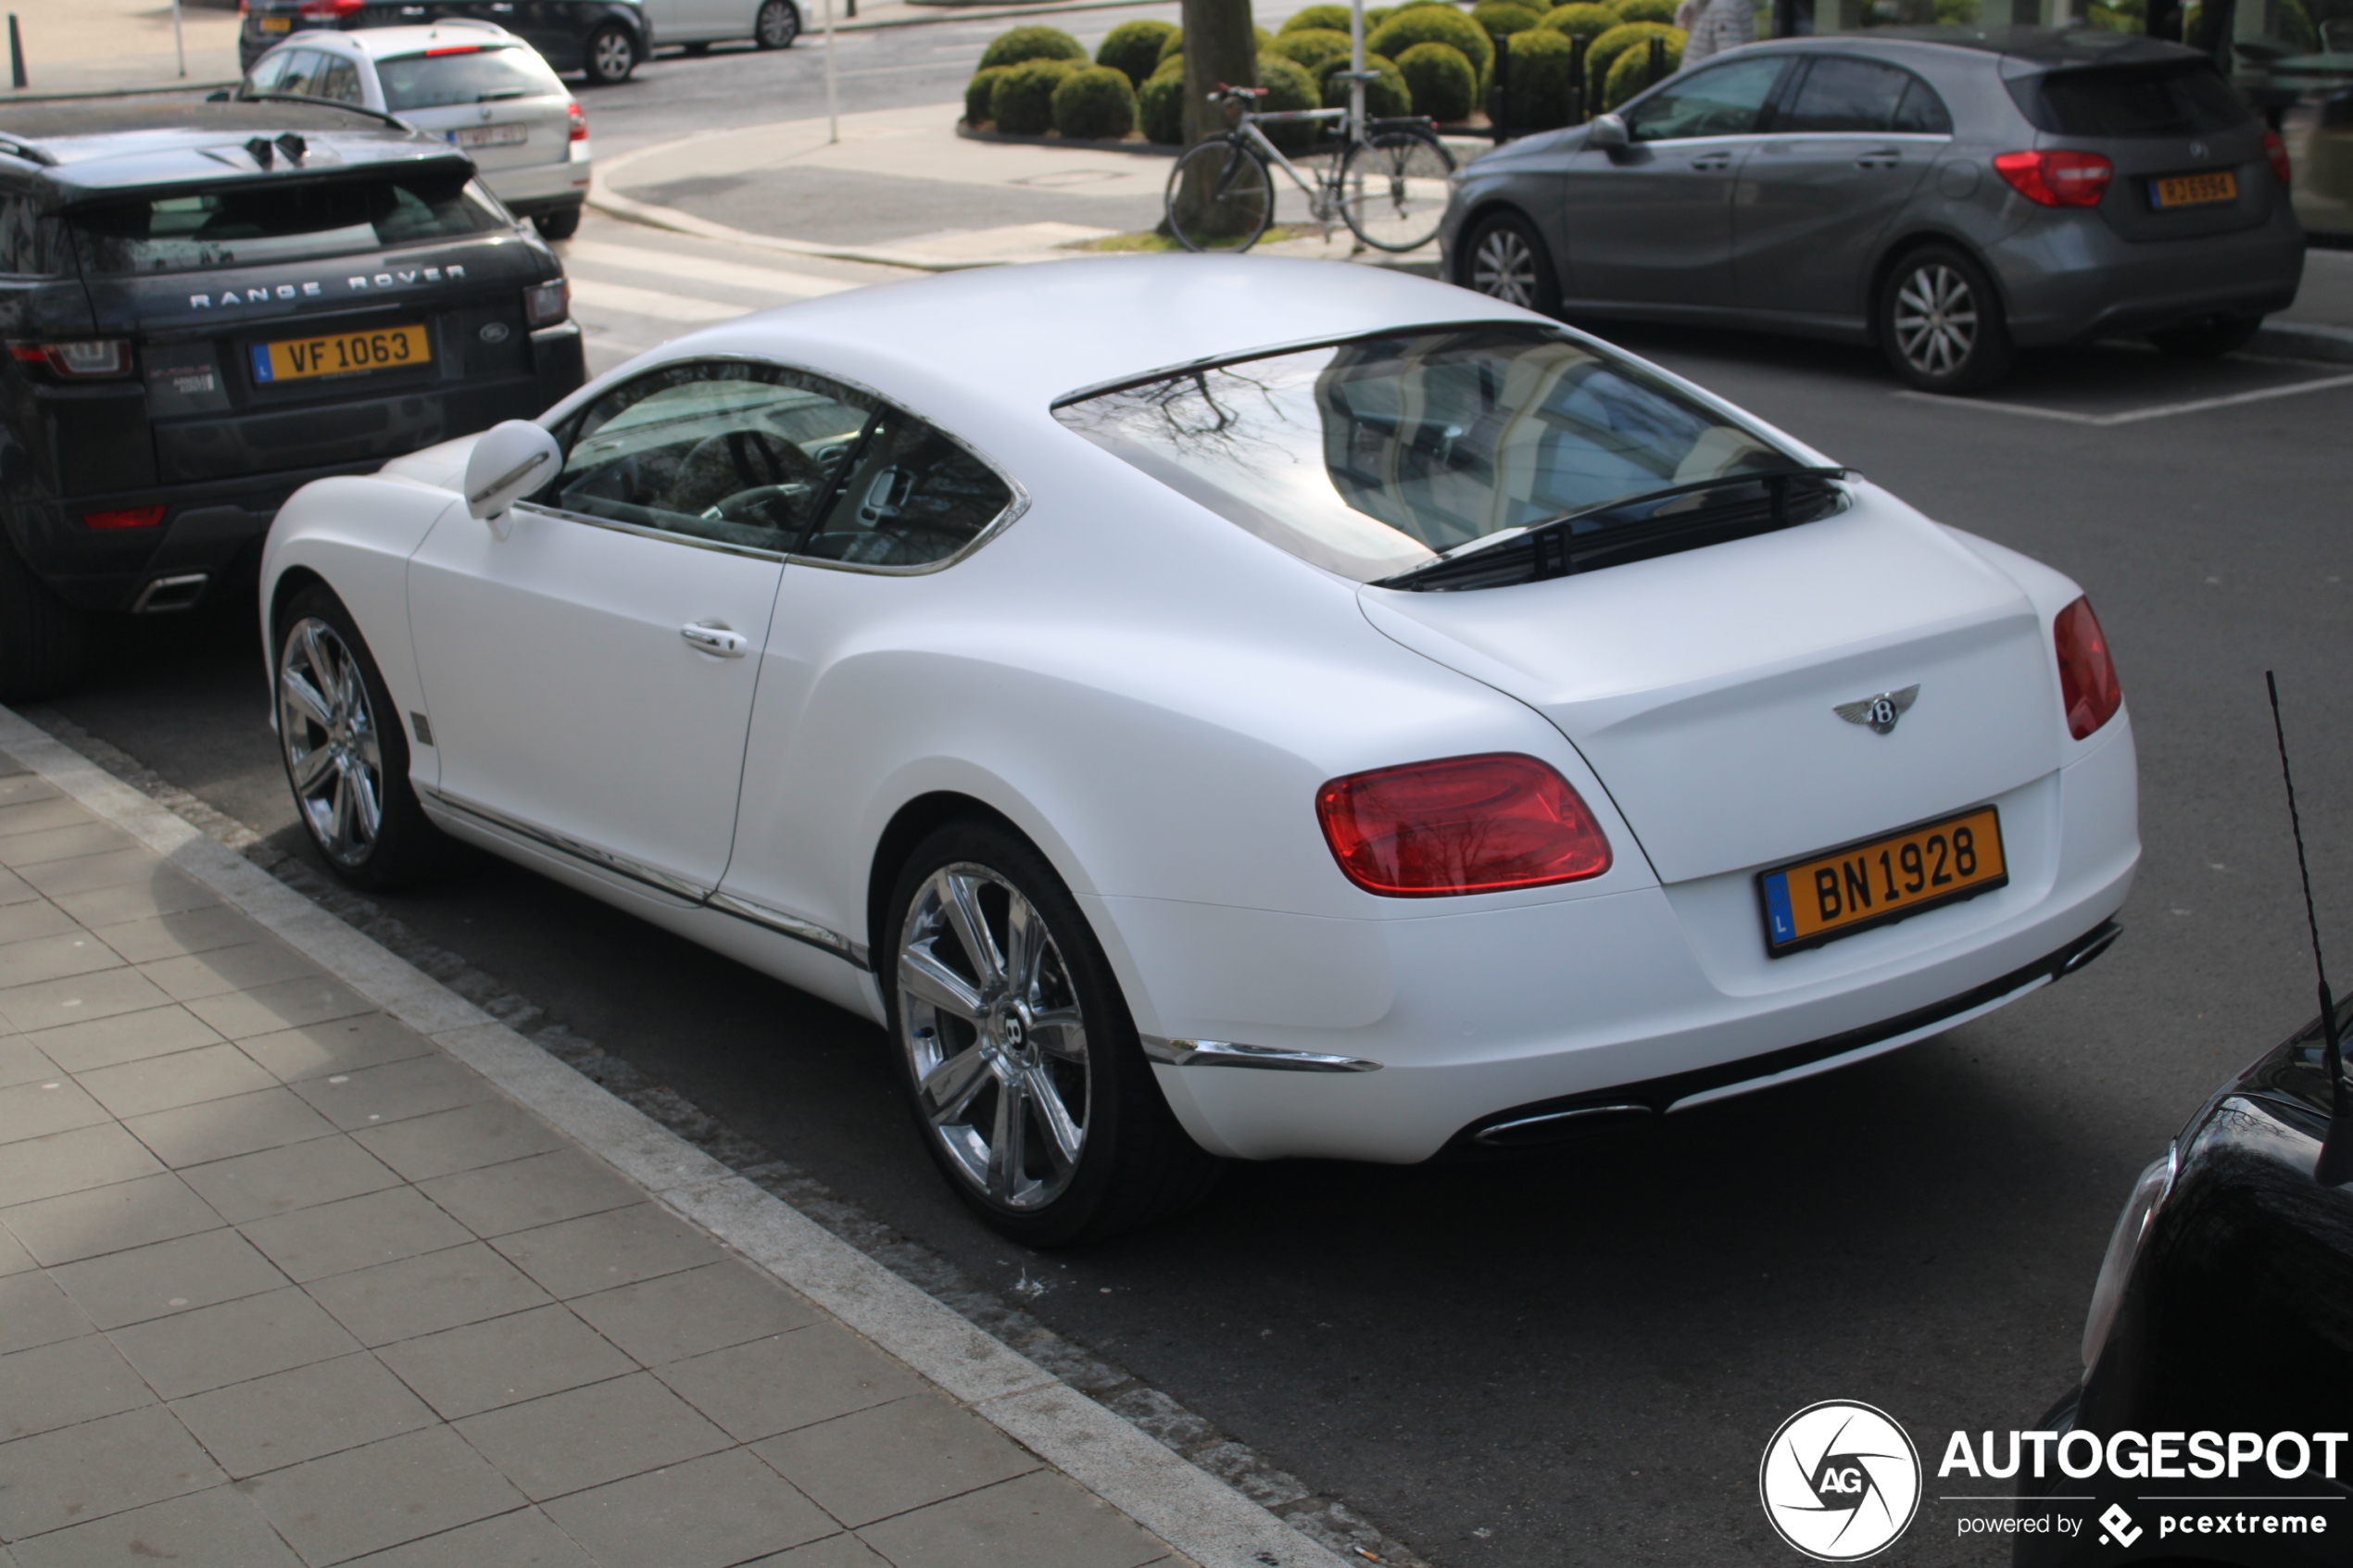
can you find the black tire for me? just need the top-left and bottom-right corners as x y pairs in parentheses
(1876, 244), (2015, 395)
(0, 529), (89, 704)
(1337, 128), (1453, 253)
(755, 0), (799, 48)
(533, 206), (583, 242)
(1164, 138), (1273, 253)
(581, 23), (637, 86)
(681, 41), (711, 54)
(2148, 312), (2261, 358)
(883, 822), (1219, 1247)
(274, 584), (463, 892)
(1458, 209), (1561, 316)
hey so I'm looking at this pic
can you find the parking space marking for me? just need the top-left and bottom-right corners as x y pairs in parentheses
(1896, 370), (2353, 427)
(567, 278), (745, 324)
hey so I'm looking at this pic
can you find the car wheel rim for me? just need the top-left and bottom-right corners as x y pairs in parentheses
(278, 618), (383, 869)
(898, 862), (1090, 1211)
(593, 31), (632, 77)
(1471, 228), (1538, 307)
(1893, 263), (1977, 378)
(758, 0), (796, 44)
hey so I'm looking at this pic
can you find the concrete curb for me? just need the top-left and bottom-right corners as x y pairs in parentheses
(2255, 320), (2353, 364)
(0, 702), (1354, 1568)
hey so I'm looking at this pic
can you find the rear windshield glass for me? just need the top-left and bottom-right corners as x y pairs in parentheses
(379, 45), (565, 112)
(1051, 325), (1803, 583)
(67, 169), (505, 275)
(2007, 62), (2252, 138)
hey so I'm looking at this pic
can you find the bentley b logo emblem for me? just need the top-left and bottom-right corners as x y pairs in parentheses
(1834, 684), (1919, 736)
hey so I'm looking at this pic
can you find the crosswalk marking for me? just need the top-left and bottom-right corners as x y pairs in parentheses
(568, 277), (745, 323)
(563, 240), (858, 299)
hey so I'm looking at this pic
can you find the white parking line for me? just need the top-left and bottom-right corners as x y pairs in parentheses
(568, 277), (746, 323)
(564, 239), (859, 297)
(1896, 370), (2353, 427)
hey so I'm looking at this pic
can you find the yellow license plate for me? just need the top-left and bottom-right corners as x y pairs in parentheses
(1759, 807), (2007, 956)
(2152, 171), (2237, 208)
(249, 324), (431, 384)
(260, 14), (292, 29)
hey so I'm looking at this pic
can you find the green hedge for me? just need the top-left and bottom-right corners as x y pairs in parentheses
(1254, 53), (1323, 152)
(1473, 1), (1546, 36)
(965, 65), (1010, 126)
(979, 25), (1084, 69)
(1584, 20), (1672, 103)
(1157, 24), (1277, 63)
(1269, 25), (1354, 69)
(1139, 69), (1187, 142)
(1053, 64), (1139, 138)
(1367, 5), (1493, 89)
(1318, 51), (1411, 116)
(991, 56), (1085, 133)
(1592, 21), (1681, 107)
(1095, 19), (1176, 85)
(1614, 0), (1679, 22)
(1395, 40), (1476, 120)
(1498, 25), (1578, 127)
(1539, 2), (1622, 35)
(1281, 4), (1355, 31)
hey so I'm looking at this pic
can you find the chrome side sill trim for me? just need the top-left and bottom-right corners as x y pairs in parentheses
(420, 787), (710, 904)
(706, 891), (870, 971)
(1141, 1037), (1383, 1073)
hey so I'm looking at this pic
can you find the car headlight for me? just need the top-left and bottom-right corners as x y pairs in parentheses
(2081, 1143), (2176, 1374)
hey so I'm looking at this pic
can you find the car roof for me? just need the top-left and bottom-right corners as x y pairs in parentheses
(0, 101), (468, 193)
(268, 22), (520, 59)
(1787, 24), (2209, 70)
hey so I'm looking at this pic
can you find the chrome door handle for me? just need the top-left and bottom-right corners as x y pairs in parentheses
(1691, 153), (1731, 169)
(680, 621), (749, 659)
(1854, 148), (1900, 169)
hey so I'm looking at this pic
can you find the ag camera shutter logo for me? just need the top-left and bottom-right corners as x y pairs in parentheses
(1759, 1400), (1923, 1561)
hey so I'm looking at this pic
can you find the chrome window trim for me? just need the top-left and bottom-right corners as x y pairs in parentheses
(1140, 1036), (1384, 1073)
(510, 500), (791, 564)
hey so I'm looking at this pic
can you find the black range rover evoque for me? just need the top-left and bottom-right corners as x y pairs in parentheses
(0, 99), (585, 700)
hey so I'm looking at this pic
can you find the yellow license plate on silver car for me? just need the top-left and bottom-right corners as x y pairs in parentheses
(249, 324), (431, 384)
(1758, 807), (2007, 956)
(2152, 171), (2237, 208)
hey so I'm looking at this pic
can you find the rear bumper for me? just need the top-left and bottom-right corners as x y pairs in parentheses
(487, 160), (595, 218)
(1994, 206), (2307, 345)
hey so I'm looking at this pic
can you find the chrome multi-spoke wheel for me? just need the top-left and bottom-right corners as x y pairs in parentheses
(755, 0), (799, 48)
(585, 24), (635, 84)
(897, 862), (1092, 1211)
(279, 617), (383, 870)
(1892, 263), (1976, 379)
(1470, 226), (1540, 307)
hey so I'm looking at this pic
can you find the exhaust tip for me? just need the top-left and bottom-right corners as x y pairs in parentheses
(131, 573), (208, 614)
(2060, 920), (2122, 978)
(1470, 1102), (1655, 1149)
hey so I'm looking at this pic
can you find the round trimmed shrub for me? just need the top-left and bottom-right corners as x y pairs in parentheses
(1614, 0), (1679, 21)
(1368, 5), (1493, 88)
(1053, 63), (1139, 138)
(1395, 40), (1477, 120)
(1597, 22), (1682, 107)
(1096, 19), (1176, 85)
(979, 25), (1085, 69)
(1282, 4), (1355, 31)
(1393, 0), (1460, 10)
(1498, 24), (1578, 127)
(1474, 1), (1545, 37)
(1318, 51), (1411, 116)
(991, 56), (1085, 133)
(1139, 69), (1187, 142)
(1365, 8), (1399, 30)
(965, 65), (1011, 126)
(1540, 2), (1622, 35)
(1254, 52), (1323, 151)
(1585, 19), (1674, 102)
(1270, 26), (1353, 68)
(1157, 24), (1275, 63)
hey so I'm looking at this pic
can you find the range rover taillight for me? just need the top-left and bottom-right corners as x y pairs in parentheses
(524, 280), (569, 326)
(8, 340), (132, 380)
(1316, 753), (1613, 897)
(296, 0), (365, 18)
(2055, 596), (2122, 741)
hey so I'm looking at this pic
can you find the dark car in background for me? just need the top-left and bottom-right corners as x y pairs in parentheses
(240, 0), (653, 86)
(0, 99), (584, 701)
(1443, 27), (2306, 393)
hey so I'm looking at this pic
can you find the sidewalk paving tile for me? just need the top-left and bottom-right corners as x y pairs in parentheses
(92, 905), (270, 965)
(305, 1240), (553, 1347)
(0, 1334), (156, 1441)
(570, 1259), (821, 1366)
(6, 1485), (305, 1568)
(0, 822), (138, 869)
(375, 1303), (635, 1420)
(752, 1395), (1039, 1528)
(50, 867), (221, 928)
(0, 1074), (111, 1145)
(751, 1537), (894, 1568)
(0, 1169), (223, 1266)
(108, 1285), (362, 1399)
(184, 973), (375, 1040)
(452, 1371), (734, 1501)
(293, 1052), (497, 1130)
(0, 932), (124, 989)
(0, 1122), (166, 1205)
(490, 1203), (721, 1299)
(0, 1405), (226, 1541)
(240, 1187), (472, 1283)
(652, 1323), (923, 1444)
(0, 902), (76, 947)
(242, 1013), (435, 1084)
(352, 1098), (568, 1182)
(28, 1004), (224, 1073)
(0, 1039), (58, 1091)
(142, 941), (325, 1004)
(339, 1507), (593, 1568)
(17, 847), (175, 897)
(47, 1227), (287, 1329)
(418, 1148), (644, 1238)
(0, 1228), (31, 1277)
(76, 1041), (279, 1120)
(180, 1135), (403, 1223)
(171, 1351), (439, 1478)
(125, 1085), (341, 1167)
(0, 1273), (93, 1355)
(0, 967), (174, 1031)
(853, 1471), (1169, 1568)
(0, 797), (97, 839)
(246, 1424), (528, 1564)
(540, 1447), (836, 1568)
(0, 866), (34, 907)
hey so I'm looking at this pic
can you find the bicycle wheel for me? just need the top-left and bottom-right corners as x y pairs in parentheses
(1336, 129), (1454, 253)
(1165, 138), (1274, 253)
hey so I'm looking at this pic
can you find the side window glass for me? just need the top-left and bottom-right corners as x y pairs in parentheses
(274, 50), (326, 98)
(0, 195), (42, 276)
(1891, 76), (1953, 135)
(245, 51), (293, 93)
(1626, 56), (1788, 142)
(803, 409), (1013, 569)
(1777, 56), (1910, 133)
(547, 361), (875, 554)
(317, 56), (363, 105)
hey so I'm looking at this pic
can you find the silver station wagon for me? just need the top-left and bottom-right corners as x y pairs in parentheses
(1441, 27), (2306, 391)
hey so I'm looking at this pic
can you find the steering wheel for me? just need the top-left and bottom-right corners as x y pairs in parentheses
(674, 430), (829, 524)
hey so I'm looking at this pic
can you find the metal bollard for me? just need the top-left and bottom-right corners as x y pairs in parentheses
(1568, 31), (1587, 123)
(1646, 32), (1666, 91)
(1488, 34), (1509, 142)
(8, 14), (25, 91)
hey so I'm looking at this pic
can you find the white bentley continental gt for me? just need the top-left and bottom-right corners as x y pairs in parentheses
(259, 256), (2139, 1243)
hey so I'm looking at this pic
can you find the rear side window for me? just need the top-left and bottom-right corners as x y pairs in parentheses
(804, 411), (1015, 569)
(2008, 62), (2253, 137)
(378, 45), (565, 112)
(66, 170), (507, 275)
(1779, 57), (1911, 132)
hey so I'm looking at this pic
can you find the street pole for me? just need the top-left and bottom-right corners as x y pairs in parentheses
(823, 0), (837, 144)
(173, 0), (186, 78)
(1348, 0), (1365, 136)
(7, 15), (24, 92)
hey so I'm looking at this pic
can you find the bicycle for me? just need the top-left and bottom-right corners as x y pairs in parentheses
(1163, 82), (1455, 255)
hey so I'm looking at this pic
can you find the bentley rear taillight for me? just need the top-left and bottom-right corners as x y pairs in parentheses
(2055, 596), (2122, 741)
(1316, 753), (1612, 897)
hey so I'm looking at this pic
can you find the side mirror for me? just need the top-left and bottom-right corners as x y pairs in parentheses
(1587, 112), (1629, 150)
(463, 419), (560, 535)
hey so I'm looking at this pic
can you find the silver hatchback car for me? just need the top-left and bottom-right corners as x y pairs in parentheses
(1441, 27), (2306, 392)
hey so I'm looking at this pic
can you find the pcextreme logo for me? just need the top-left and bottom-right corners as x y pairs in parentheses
(1759, 1400), (1924, 1562)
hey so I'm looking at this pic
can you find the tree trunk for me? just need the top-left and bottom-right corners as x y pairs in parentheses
(1164, 0), (1259, 236)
